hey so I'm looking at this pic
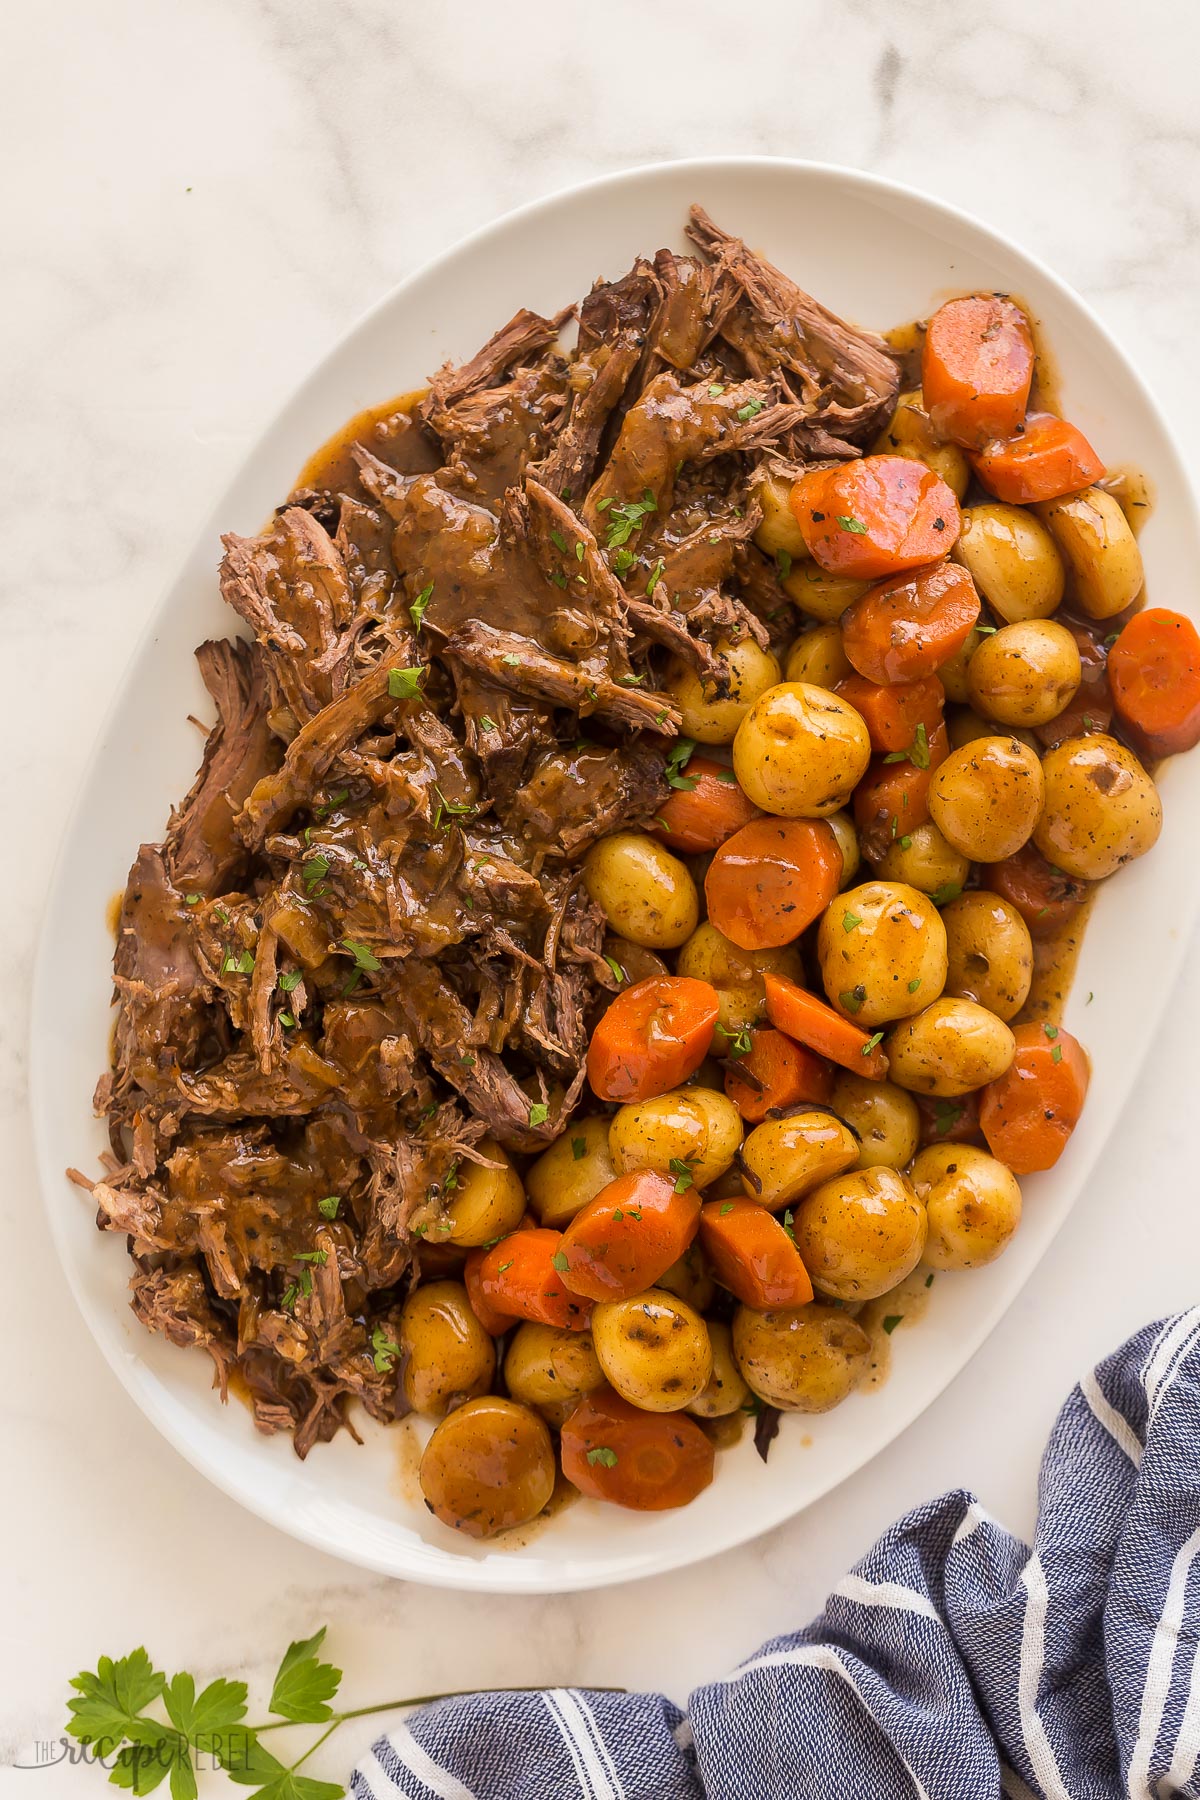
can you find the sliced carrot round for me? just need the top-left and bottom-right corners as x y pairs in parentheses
(836, 672), (945, 754)
(841, 562), (981, 685)
(723, 1027), (834, 1124)
(851, 722), (950, 861)
(704, 818), (843, 952)
(762, 972), (889, 1080)
(789, 456), (961, 580)
(969, 412), (1105, 504)
(698, 1198), (814, 1308)
(981, 840), (1091, 940)
(921, 294), (1034, 448)
(560, 1388), (714, 1510)
(979, 1022), (1089, 1173)
(587, 975), (719, 1103)
(464, 1247), (517, 1336)
(1108, 608), (1200, 758)
(559, 1171), (700, 1302)
(651, 756), (761, 853)
(477, 1229), (594, 1331)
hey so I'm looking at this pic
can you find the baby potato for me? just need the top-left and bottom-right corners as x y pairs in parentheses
(676, 922), (803, 1041)
(688, 1319), (753, 1418)
(591, 1289), (713, 1412)
(953, 503), (1065, 622)
(966, 621), (1082, 728)
(732, 1302), (872, 1411)
(603, 936), (668, 989)
(829, 1070), (920, 1170)
(875, 822), (970, 898)
(817, 881), (948, 1027)
(525, 1115), (617, 1229)
(937, 627), (983, 705)
(910, 1143), (1022, 1271)
(504, 1322), (604, 1428)
(609, 1085), (743, 1190)
(740, 1110), (860, 1211)
(791, 1167), (927, 1300)
(871, 388), (970, 499)
(785, 623), (852, 690)
(441, 1137), (526, 1246)
(1037, 487), (1144, 619)
(666, 635), (782, 744)
(928, 735), (1045, 862)
(1034, 732), (1162, 880)
(946, 707), (1039, 754)
(754, 472), (811, 561)
(398, 1279), (496, 1417)
(826, 810), (861, 888)
(584, 832), (698, 949)
(941, 891), (1033, 1022)
(733, 682), (871, 818)
(420, 1396), (555, 1539)
(656, 1242), (716, 1312)
(783, 564), (872, 624)
(884, 997), (1015, 1096)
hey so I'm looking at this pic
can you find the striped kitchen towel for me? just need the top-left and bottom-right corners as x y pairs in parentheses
(352, 1309), (1200, 1799)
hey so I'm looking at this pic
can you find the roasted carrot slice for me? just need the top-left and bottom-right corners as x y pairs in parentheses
(762, 972), (889, 1080)
(560, 1388), (714, 1510)
(698, 1198), (814, 1309)
(979, 1022), (1089, 1173)
(836, 672), (945, 754)
(921, 294), (1035, 448)
(559, 1171), (700, 1302)
(651, 756), (761, 853)
(789, 456), (961, 579)
(477, 1228), (593, 1331)
(1107, 608), (1200, 758)
(587, 976), (719, 1103)
(969, 412), (1105, 504)
(841, 562), (980, 685)
(981, 840), (1091, 940)
(704, 818), (843, 952)
(464, 1247), (517, 1335)
(851, 722), (950, 861)
(915, 1090), (985, 1149)
(723, 1027), (834, 1124)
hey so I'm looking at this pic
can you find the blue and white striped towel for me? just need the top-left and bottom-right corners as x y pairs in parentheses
(353, 1309), (1200, 1799)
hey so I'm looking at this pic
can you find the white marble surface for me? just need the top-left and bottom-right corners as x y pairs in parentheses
(4, 0), (1199, 1786)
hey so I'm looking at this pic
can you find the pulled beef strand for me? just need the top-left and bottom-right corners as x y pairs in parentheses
(83, 207), (899, 1454)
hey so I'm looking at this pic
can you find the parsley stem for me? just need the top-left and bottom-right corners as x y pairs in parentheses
(290, 1717), (340, 1769)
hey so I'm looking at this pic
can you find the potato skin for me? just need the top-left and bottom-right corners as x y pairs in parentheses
(732, 1302), (872, 1410)
(941, 891), (1033, 1022)
(398, 1279), (496, 1417)
(884, 998), (1016, 1097)
(733, 682), (871, 818)
(785, 623), (851, 690)
(790, 1167), (928, 1300)
(871, 388), (970, 499)
(1033, 732), (1162, 880)
(676, 921), (803, 1042)
(591, 1289), (713, 1412)
(442, 1137), (526, 1246)
(829, 1071), (920, 1170)
(1036, 487), (1144, 620)
(910, 1143), (1023, 1270)
(419, 1396), (556, 1538)
(688, 1319), (753, 1418)
(783, 564), (871, 624)
(755, 471), (812, 561)
(953, 503), (1064, 622)
(584, 832), (698, 949)
(966, 620), (1081, 728)
(656, 1243), (716, 1312)
(947, 707), (1038, 754)
(609, 1085), (743, 1190)
(667, 636), (782, 744)
(740, 1110), (860, 1211)
(525, 1115), (617, 1229)
(826, 810), (862, 888)
(929, 735), (1045, 862)
(817, 880), (948, 1027)
(504, 1322), (604, 1427)
(875, 822), (970, 897)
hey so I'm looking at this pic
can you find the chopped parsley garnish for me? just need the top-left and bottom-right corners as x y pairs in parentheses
(612, 546), (636, 576)
(341, 938), (380, 971)
(843, 910), (862, 933)
(840, 987), (865, 1014)
(302, 854), (330, 889)
(409, 581), (434, 629)
(479, 714), (496, 731)
(646, 558), (666, 596)
(665, 737), (698, 790)
(604, 490), (658, 549)
(776, 549), (792, 581)
(222, 948), (255, 975)
(720, 1202), (734, 1215)
(782, 1208), (796, 1242)
(603, 954), (627, 985)
(929, 883), (962, 907)
(279, 1011), (296, 1028)
(498, 1260), (513, 1274)
(882, 1314), (903, 1335)
(933, 1099), (964, 1135)
(502, 652), (520, 667)
(586, 1446), (618, 1468)
(184, 892), (202, 906)
(669, 1158), (694, 1193)
(1043, 1023), (1059, 1040)
(371, 1323), (400, 1372)
(551, 1249), (570, 1273)
(1051, 1044), (1063, 1063)
(529, 1102), (550, 1127)
(387, 666), (424, 700)
(571, 1137), (587, 1161)
(907, 977), (922, 994)
(737, 397), (766, 423)
(899, 835), (912, 850)
(708, 383), (726, 397)
(716, 1021), (753, 1058)
(837, 515), (868, 534)
(550, 529), (570, 555)
(278, 969), (303, 992)
(884, 723), (930, 769)
(296, 1249), (328, 1267)
(861, 1031), (885, 1057)
(318, 1196), (341, 1219)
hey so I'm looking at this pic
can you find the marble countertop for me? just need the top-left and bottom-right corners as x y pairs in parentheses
(4, 0), (1198, 1787)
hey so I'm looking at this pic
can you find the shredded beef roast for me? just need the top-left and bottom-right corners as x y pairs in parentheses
(83, 206), (899, 1453)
